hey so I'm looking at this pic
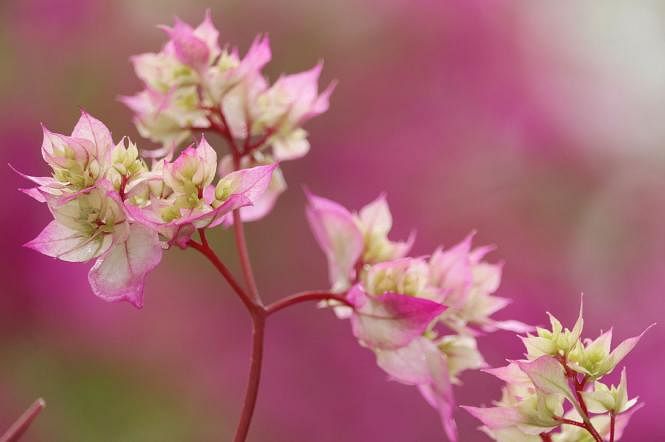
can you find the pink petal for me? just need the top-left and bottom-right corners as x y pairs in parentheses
(25, 220), (113, 263)
(41, 127), (92, 168)
(482, 362), (530, 384)
(236, 34), (271, 78)
(71, 111), (113, 157)
(376, 337), (457, 441)
(163, 18), (210, 68)
(392, 230), (416, 260)
(609, 324), (655, 370)
(516, 356), (575, 402)
(276, 63), (330, 124)
(461, 405), (523, 430)
(348, 286), (445, 350)
(88, 224), (163, 308)
(305, 192), (363, 290)
(235, 174), (285, 222)
(20, 187), (48, 202)
(358, 193), (392, 234)
(309, 78), (336, 120)
(429, 234), (474, 307)
(193, 10), (221, 60)
(221, 163), (278, 204)
(483, 319), (535, 334)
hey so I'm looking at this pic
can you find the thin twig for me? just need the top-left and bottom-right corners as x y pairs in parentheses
(232, 210), (260, 303)
(556, 417), (587, 429)
(187, 239), (255, 312)
(233, 312), (265, 442)
(0, 398), (46, 442)
(609, 411), (616, 442)
(266, 291), (353, 316)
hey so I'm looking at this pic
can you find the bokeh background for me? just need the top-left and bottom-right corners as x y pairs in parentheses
(1, 0), (665, 440)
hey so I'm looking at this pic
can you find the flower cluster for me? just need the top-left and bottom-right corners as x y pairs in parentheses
(17, 113), (276, 308)
(306, 193), (531, 441)
(463, 301), (652, 441)
(14, 10), (654, 442)
(121, 10), (333, 216)
(17, 12), (335, 308)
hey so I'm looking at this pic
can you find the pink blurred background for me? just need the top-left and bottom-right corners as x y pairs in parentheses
(1, 0), (665, 440)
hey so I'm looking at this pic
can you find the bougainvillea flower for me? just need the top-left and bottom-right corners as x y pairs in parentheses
(343, 258), (459, 440)
(253, 63), (336, 161)
(581, 368), (638, 414)
(24, 179), (163, 308)
(120, 87), (209, 146)
(522, 299), (584, 359)
(432, 236), (531, 334)
(466, 302), (650, 441)
(212, 35), (271, 121)
(346, 284), (445, 350)
(24, 185), (122, 262)
(17, 112), (114, 199)
(131, 11), (220, 91)
(305, 192), (413, 291)
(159, 12), (221, 70)
(567, 323), (654, 378)
(162, 135), (217, 194)
(123, 11), (334, 165)
(125, 138), (276, 246)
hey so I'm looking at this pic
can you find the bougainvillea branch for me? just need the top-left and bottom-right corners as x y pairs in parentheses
(463, 300), (652, 441)
(14, 10), (652, 442)
(0, 398), (45, 442)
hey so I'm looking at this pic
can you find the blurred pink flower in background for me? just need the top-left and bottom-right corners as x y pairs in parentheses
(1, 0), (664, 441)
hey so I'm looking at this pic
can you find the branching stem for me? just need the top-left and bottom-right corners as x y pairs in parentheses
(188, 238), (255, 312)
(184, 109), (358, 441)
(557, 360), (603, 442)
(232, 210), (260, 304)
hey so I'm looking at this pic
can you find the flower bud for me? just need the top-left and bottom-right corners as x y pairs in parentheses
(163, 137), (217, 198)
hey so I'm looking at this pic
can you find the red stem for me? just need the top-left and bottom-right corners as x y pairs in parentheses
(559, 362), (603, 442)
(206, 109), (261, 304)
(539, 433), (553, 442)
(232, 210), (261, 304)
(1, 398), (45, 442)
(188, 237), (265, 442)
(574, 377), (591, 418)
(233, 311), (265, 442)
(266, 291), (353, 316)
(192, 108), (346, 441)
(187, 239), (255, 312)
(556, 417), (588, 429)
(610, 411), (616, 442)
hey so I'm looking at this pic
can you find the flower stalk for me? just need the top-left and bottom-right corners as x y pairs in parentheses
(1, 398), (45, 442)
